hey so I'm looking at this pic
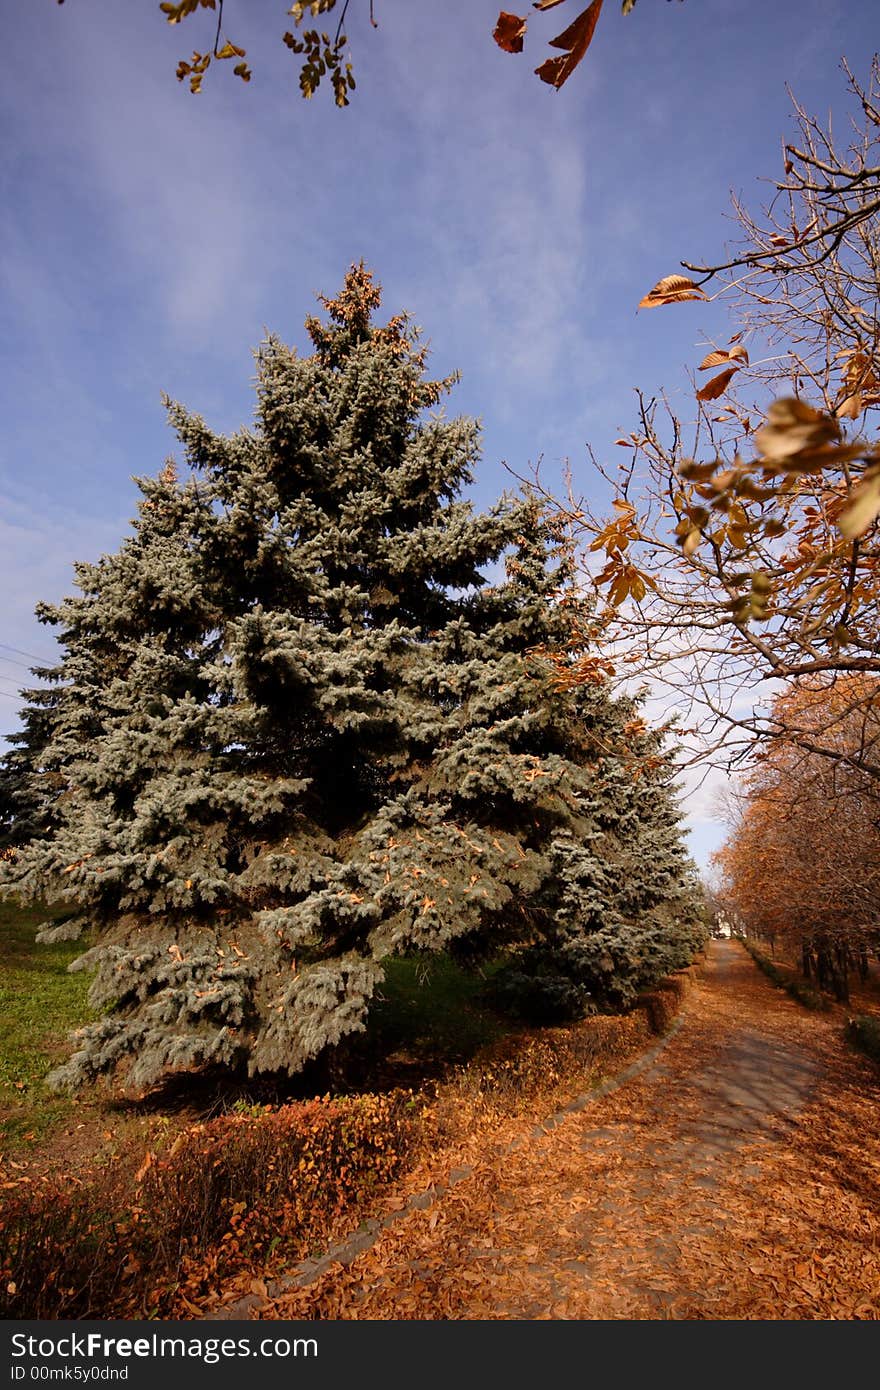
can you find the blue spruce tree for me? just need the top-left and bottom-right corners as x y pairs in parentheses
(1, 267), (704, 1094)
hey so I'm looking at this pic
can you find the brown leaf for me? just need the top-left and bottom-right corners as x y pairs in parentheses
(696, 367), (738, 402)
(638, 274), (708, 310)
(493, 12), (528, 53)
(535, 0), (604, 90)
(835, 393), (863, 420)
(682, 528), (702, 557)
(698, 349), (732, 370)
(753, 397), (840, 464)
(700, 343), (750, 369)
(699, 345), (749, 370)
(838, 470), (880, 539)
(135, 1151), (155, 1184)
(532, 0), (567, 8)
(835, 349), (880, 419)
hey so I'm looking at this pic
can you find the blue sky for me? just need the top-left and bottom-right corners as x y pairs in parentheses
(1, 0), (876, 871)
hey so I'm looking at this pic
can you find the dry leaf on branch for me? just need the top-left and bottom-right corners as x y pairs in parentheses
(493, 12), (528, 53)
(834, 350), (880, 420)
(698, 345), (749, 370)
(752, 397), (865, 478)
(838, 468), (880, 539)
(696, 367), (739, 402)
(532, 0), (568, 9)
(637, 274), (708, 309)
(535, 0), (604, 89)
(754, 398), (838, 465)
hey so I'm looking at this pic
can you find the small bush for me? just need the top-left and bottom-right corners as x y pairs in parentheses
(638, 985), (679, 1035)
(845, 1014), (880, 1065)
(786, 980), (828, 1011)
(485, 957), (593, 1025)
(451, 1008), (654, 1113)
(744, 942), (831, 1011)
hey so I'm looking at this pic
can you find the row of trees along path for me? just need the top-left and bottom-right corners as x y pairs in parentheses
(219, 940), (880, 1320)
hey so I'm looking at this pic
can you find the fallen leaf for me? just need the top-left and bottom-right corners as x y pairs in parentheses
(535, 0), (604, 89)
(135, 1151), (155, 1184)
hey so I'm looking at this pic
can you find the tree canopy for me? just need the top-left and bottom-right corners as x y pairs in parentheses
(539, 58), (880, 780)
(714, 676), (880, 1001)
(55, 1), (672, 103)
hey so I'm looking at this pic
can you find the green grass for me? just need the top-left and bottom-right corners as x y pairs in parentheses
(0, 903), (515, 1146)
(0, 899), (94, 1146)
(367, 953), (511, 1066)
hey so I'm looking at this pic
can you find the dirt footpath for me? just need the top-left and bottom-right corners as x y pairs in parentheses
(254, 940), (880, 1319)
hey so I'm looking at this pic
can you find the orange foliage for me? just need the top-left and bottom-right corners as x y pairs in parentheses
(714, 676), (880, 999)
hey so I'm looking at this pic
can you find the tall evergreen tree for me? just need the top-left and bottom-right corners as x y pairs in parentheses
(0, 676), (60, 854)
(1, 267), (703, 1094)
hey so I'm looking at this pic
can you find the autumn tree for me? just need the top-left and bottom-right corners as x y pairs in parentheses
(714, 677), (880, 1001)
(540, 57), (880, 780)
(0, 265), (703, 1095)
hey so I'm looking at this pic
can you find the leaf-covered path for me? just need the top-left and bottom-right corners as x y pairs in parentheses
(250, 941), (880, 1319)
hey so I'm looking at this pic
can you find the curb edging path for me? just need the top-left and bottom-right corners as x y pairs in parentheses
(206, 978), (696, 1320)
(215, 940), (880, 1320)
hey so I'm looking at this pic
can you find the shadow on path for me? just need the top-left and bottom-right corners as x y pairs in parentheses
(227, 939), (880, 1319)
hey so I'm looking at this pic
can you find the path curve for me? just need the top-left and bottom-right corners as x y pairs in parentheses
(247, 940), (880, 1319)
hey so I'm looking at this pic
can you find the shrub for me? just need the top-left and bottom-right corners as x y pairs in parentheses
(744, 941), (831, 1011)
(0, 1090), (415, 1319)
(485, 953), (594, 1025)
(845, 1014), (880, 1065)
(638, 981), (682, 1034)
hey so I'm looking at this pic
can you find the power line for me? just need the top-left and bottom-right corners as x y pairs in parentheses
(0, 667), (50, 686)
(0, 652), (39, 671)
(0, 641), (55, 665)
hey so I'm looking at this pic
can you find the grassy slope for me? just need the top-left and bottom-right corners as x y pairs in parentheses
(0, 898), (515, 1152)
(0, 900), (93, 1146)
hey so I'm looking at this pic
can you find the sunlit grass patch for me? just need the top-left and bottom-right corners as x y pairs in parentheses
(0, 899), (93, 1146)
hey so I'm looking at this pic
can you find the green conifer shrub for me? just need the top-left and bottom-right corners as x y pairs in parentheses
(1, 266), (705, 1093)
